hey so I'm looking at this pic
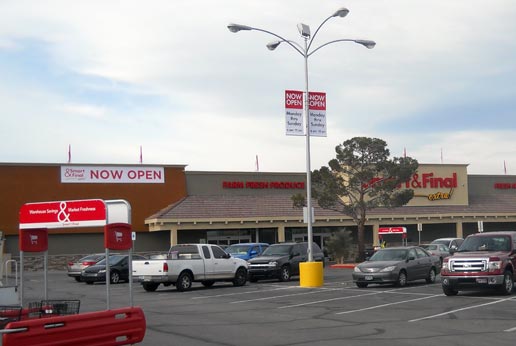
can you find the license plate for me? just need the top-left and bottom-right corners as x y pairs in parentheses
(365, 275), (373, 281)
(476, 278), (487, 284)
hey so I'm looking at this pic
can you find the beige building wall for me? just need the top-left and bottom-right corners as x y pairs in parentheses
(405, 164), (468, 206)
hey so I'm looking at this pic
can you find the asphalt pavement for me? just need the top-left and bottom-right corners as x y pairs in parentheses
(17, 268), (516, 346)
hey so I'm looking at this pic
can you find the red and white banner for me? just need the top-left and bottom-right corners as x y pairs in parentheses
(378, 227), (407, 234)
(61, 165), (164, 184)
(308, 92), (327, 137)
(285, 90), (327, 137)
(285, 90), (304, 136)
(19, 199), (107, 229)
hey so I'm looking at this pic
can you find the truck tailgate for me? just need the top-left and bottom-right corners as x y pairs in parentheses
(132, 259), (166, 276)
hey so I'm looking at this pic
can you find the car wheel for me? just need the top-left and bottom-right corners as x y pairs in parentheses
(442, 285), (458, 296)
(110, 271), (121, 284)
(356, 282), (368, 288)
(142, 282), (159, 292)
(85, 281), (93, 285)
(426, 268), (436, 284)
(499, 271), (514, 295)
(233, 268), (247, 287)
(74, 277), (82, 282)
(202, 281), (215, 288)
(396, 270), (407, 287)
(279, 265), (291, 282)
(176, 272), (192, 292)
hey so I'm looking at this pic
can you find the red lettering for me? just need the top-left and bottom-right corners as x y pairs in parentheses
(494, 183), (512, 189)
(222, 181), (244, 189)
(90, 170), (123, 180)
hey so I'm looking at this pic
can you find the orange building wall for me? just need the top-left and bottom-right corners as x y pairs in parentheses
(0, 164), (187, 236)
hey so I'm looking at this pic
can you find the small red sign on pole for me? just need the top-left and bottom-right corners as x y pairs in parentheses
(19, 228), (48, 252)
(104, 223), (132, 250)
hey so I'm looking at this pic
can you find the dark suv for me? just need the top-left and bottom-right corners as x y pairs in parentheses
(247, 242), (324, 282)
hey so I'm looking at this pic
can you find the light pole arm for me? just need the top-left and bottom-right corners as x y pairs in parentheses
(306, 14), (335, 52)
(308, 39), (376, 57)
(228, 24), (305, 57)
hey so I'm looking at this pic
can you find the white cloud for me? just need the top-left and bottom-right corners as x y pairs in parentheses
(0, 0), (515, 176)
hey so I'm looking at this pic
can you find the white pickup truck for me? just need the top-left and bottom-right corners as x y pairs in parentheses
(132, 244), (249, 292)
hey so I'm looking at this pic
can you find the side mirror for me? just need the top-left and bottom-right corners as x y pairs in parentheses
(250, 250), (258, 256)
(407, 256), (416, 261)
(449, 247), (457, 254)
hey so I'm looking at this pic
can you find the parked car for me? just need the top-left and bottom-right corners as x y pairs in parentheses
(225, 243), (269, 261)
(67, 253), (105, 282)
(420, 243), (450, 266)
(352, 246), (441, 288)
(431, 237), (463, 251)
(81, 254), (147, 284)
(247, 242), (324, 282)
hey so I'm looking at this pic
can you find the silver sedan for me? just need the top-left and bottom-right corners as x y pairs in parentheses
(352, 246), (441, 288)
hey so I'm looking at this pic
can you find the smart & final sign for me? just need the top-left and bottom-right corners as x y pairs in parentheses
(19, 199), (107, 229)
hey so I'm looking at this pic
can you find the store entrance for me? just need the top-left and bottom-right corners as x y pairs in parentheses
(292, 234), (329, 251)
(207, 232), (251, 247)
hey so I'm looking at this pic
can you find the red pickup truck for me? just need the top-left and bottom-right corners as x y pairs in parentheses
(441, 231), (516, 296)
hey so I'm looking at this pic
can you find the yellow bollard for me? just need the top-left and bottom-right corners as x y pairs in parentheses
(299, 261), (324, 287)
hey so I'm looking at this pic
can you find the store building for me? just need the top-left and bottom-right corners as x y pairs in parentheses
(0, 163), (187, 255)
(146, 164), (516, 251)
(2, 162), (516, 258)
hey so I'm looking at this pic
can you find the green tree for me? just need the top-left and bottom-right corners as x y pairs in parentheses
(325, 229), (353, 264)
(293, 137), (418, 261)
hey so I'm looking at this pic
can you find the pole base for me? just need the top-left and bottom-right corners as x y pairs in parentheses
(299, 261), (324, 287)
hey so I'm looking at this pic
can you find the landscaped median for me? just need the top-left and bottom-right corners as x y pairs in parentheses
(329, 263), (356, 269)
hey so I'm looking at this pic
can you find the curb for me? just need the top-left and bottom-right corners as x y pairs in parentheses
(329, 263), (356, 269)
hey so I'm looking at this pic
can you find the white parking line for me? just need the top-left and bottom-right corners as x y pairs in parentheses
(279, 286), (442, 309)
(191, 286), (295, 299)
(336, 294), (442, 315)
(230, 287), (344, 304)
(278, 291), (382, 309)
(409, 296), (516, 322)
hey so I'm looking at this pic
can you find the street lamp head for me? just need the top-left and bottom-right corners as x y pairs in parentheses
(333, 7), (349, 18)
(355, 39), (376, 49)
(227, 23), (253, 33)
(266, 40), (282, 51)
(297, 23), (311, 38)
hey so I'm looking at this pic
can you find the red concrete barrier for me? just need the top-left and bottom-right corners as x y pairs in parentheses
(3, 306), (146, 346)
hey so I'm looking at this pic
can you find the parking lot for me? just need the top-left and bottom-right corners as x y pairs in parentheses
(20, 268), (516, 346)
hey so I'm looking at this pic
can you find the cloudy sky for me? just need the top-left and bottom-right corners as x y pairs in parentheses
(1, 0), (515, 174)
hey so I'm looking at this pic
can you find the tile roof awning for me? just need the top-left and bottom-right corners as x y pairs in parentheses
(145, 194), (516, 231)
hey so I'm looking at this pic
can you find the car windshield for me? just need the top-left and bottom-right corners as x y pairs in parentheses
(261, 245), (293, 256)
(96, 255), (125, 266)
(458, 235), (511, 252)
(422, 244), (438, 251)
(226, 245), (250, 254)
(431, 240), (450, 246)
(369, 249), (408, 261)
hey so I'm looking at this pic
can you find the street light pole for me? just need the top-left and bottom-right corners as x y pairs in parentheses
(301, 33), (314, 262)
(228, 8), (375, 262)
